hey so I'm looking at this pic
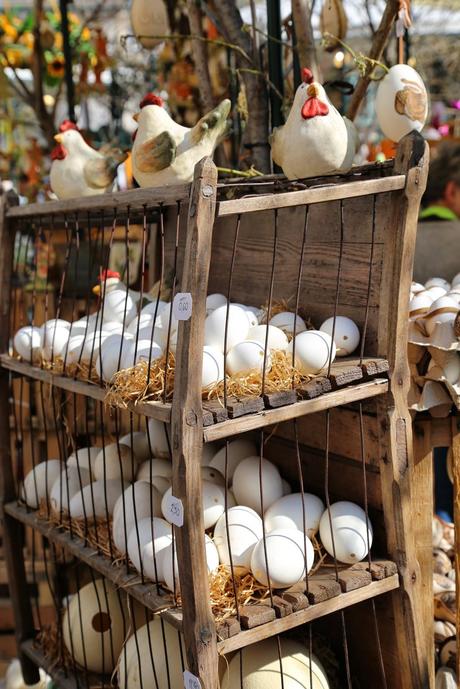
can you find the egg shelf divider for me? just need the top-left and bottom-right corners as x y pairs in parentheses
(0, 134), (435, 689)
(0, 354), (389, 439)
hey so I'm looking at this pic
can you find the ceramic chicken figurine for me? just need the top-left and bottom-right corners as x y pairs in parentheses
(92, 269), (161, 304)
(50, 121), (127, 199)
(131, 93), (231, 188)
(270, 68), (359, 180)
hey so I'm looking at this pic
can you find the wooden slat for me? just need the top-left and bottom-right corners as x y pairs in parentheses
(6, 184), (191, 220)
(216, 175), (406, 216)
(203, 378), (389, 442)
(216, 575), (399, 654)
(0, 355), (172, 422)
(4, 502), (172, 614)
(21, 640), (86, 689)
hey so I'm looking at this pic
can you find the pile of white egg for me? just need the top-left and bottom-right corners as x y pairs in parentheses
(409, 276), (460, 343)
(13, 283), (360, 387)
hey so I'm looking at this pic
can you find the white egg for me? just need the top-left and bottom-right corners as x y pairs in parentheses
(136, 458), (172, 481)
(155, 303), (178, 335)
(288, 330), (336, 375)
(227, 340), (271, 376)
(453, 272), (460, 288)
(265, 493), (325, 537)
(98, 320), (123, 334)
(206, 293), (228, 314)
(232, 456), (283, 515)
(147, 418), (171, 458)
(208, 438), (258, 483)
(319, 500), (373, 564)
(442, 354), (460, 385)
(428, 296), (459, 315)
(121, 339), (163, 369)
(128, 517), (172, 579)
(201, 466), (225, 486)
(13, 326), (41, 361)
(63, 579), (127, 674)
(247, 324), (289, 351)
(411, 282), (425, 295)
(320, 316), (360, 357)
(424, 297), (459, 336)
(95, 333), (132, 382)
(120, 431), (150, 463)
(162, 480), (225, 530)
(134, 324), (169, 350)
(375, 64), (428, 142)
(140, 300), (169, 317)
(102, 289), (137, 324)
(213, 505), (263, 570)
(245, 305), (264, 323)
(426, 277), (451, 291)
(126, 312), (153, 335)
(222, 638), (330, 689)
(112, 481), (162, 554)
(50, 466), (91, 514)
(65, 334), (87, 365)
(426, 286), (448, 301)
(269, 311), (306, 337)
(243, 309), (259, 328)
(68, 321), (89, 338)
(39, 318), (71, 336)
(40, 324), (70, 360)
(160, 534), (219, 592)
(67, 446), (100, 477)
(79, 329), (112, 364)
(409, 291), (434, 317)
(202, 345), (225, 388)
(117, 618), (186, 689)
(251, 528), (314, 588)
(204, 304), (250, 353)
(21, 460), (62, 509)
(425, 312), (457, 336)
(69, 479), (127, 519)
(93, 442), (138, 482)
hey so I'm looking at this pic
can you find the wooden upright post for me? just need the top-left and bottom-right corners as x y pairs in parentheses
(377, 131), (431, 689)
(0, 192), (40, 683)
(171, 158), (218, 689)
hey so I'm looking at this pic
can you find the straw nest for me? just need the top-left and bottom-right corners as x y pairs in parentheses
(105, 350), (310, 409)
(37, 503), (116, 561)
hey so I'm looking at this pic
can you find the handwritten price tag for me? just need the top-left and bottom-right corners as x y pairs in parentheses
(173, 293), (193, 321)
(184, 671), (201, 689)
(164, 493), (184, 527)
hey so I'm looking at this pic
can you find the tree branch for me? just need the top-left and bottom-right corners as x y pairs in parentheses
(291, 0), (320, 79)
(346, 0), (400, 121)
(187, 1), (215, 112)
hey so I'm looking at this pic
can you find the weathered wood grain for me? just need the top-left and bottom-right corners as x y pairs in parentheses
(170, 158), (219, 689)
(216, 176), (405, 215)
(203, 378), (389, 442)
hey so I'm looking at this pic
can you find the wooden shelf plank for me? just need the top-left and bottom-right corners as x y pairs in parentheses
(215, 574), (399, 654)
(21, 639), (107, 689)
(217, 175), (406, 216)
(203, 378), (389, 442)
(6, 184), (191, 220)
(4, 502), (174, 614)
(0, 355), (172, 423)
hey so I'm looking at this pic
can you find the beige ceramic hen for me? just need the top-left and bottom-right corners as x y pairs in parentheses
(131, 93), (231, 188)
(270, 68), (359, 180)
(50, 121), (126, 199)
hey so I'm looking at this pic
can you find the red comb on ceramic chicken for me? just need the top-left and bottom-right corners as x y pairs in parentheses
(50, 121), (127, 200)
(270, 68), (359, 180)
(131, 92), (231, 188)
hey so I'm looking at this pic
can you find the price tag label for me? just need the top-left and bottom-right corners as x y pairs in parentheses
(173, 293), (193, 321)
(184, 671), (201, 689)
(164, 493), (184, 527)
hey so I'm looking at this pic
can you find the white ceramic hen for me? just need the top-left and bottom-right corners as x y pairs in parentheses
(131, 93), (230, 188)
(270, 68), (359, 180)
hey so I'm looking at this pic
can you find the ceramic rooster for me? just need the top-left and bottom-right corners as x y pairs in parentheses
(50, 121), (127, 199)
(270, 68), (359, 180)
(131, 93), (231, 187)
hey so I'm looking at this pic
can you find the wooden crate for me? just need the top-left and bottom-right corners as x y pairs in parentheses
(0, 132), (433, 689)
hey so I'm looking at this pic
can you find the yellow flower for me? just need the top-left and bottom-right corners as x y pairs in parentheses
(5, 47), (22, 65)
(47, 56), (65, 78)
(80, 27), (91, 42)
(54, 32), (63, 50)
(0, 18), (18, 41)
(20, 31), (34, 49)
